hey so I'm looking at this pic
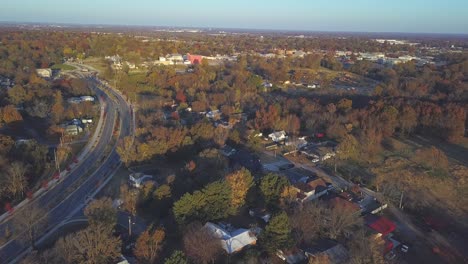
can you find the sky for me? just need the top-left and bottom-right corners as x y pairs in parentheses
(1, 0), (468, 34)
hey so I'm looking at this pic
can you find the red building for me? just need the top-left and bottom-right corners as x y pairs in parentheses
(187, 53), (203, 64)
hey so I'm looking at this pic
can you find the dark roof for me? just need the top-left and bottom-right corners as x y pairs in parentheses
(230, 150), (262, 172)
(303, 239), (349, 264)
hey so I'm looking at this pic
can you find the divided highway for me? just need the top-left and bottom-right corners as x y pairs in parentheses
(0, 67), (133, 263)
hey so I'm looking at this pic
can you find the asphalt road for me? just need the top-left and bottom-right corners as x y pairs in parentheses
(0, 68), (133, 263)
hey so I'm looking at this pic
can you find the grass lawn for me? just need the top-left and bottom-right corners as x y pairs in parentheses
(51, 63), (76, 71)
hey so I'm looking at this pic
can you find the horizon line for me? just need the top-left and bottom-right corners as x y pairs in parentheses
(1, 20), (468, 37)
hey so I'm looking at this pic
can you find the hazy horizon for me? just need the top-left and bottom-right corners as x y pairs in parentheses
(1, 0), (468, 34)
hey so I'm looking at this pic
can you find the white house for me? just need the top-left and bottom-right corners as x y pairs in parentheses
(268, 131), (287, 142)
(206, 109), (221, 119)
(65, 125), (83, 136)
(204, 222), (259, 254)
(129, 173), (155, 188)
(80, 96), (95, 102)
(36, 68), (52, 78)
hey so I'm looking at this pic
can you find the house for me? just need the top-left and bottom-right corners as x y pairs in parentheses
(230, 150), (262, 172)
(186, 53), (203, 64)
(166, 54), (184, 64)
(249, 208), (271, 223)
(326, 197), (361, 215)
(206, 109), (221, 119)
(294, 177), (333, 202)
(220, 145), (237, 157)
(268, 131), (287, 142)
(204, 222), (259, 254)
(303, 239), (349, 264)
(65, 125), (83, 135)
(276, 248), (307, 264)
(128, 173), (155, 188)
(67, 97), (82, 104)
(80, 96), (95, 102)
(36, 68), (52, 78)
(364, 215), (396, 238)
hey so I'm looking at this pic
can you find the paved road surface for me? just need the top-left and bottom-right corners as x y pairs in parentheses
(0, 68), (133, 263)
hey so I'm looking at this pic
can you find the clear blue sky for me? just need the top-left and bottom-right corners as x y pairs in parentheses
(2, 0), (468, 34)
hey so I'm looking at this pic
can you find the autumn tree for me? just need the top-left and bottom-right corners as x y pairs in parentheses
(51, 91), (65, 123)
(134, 228), (166, 263)
(414, 146), (449, 176)
(261, 212), (294, 252)
(57, 224), (121, 264)
(120, 184), (138, 216)
(0, 105), (23, 123)
(164, 250), (188, 264)
(117, 136), (137, 166)
(225, 168), (254, 212)
(84, 197), (117, 229)
(183, 223), (223, 264)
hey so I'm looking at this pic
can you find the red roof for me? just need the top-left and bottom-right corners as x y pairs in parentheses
(365, 215), (396, 237)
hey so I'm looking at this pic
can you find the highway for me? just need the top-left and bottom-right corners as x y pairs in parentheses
(0, 66), (133, 263)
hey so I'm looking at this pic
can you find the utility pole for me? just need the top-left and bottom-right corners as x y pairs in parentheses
(128, 215), (132, 237)
(399, 191), (404, 209)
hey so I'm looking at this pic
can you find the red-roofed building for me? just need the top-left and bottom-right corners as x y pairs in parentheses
(187, 53), (203, 64)
(327, 197), (361, 214)
(365, 215), (396, 237)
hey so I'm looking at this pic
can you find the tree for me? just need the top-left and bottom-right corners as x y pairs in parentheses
(164, 250), (188, 264)
(84, 197), (117, 229)
(398, 105), (417, 136)
(14, 204), (46, 248)
(324, 201), (363, 240)
(0, 105), (23, 123)
(5, 162), (29, 199)
(290, 202), (326, 244)
(260, 173), (289, 205)
(414, 146), (449, 176)
(61, 224), (121, 264)
(134, 228), (166, 263)
(334, 134), (360, 172)
(117, 136), (137, 166)
(51, 91), (65, 123)
(154, 184), (172, 200)
(225, 168), (254, 212)
(348, 230), (385, 264)
(183, 223), (223, 264)
(261, 212), (294, 252)
(120, 184), (138, 216)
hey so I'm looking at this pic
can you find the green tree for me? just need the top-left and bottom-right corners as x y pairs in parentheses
(261, 212), (294, 252)
(154, 184), (172, 200)
(164, 250), (188, 264)
(260, 173), (289, 206)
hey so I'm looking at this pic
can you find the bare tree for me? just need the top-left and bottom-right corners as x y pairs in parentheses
(290, 202), (327, 244)
(14, 204), (47, 248)
(6, 162), (29, 199)
(325, 203), (363, 240)
(183, 223), (223, 264)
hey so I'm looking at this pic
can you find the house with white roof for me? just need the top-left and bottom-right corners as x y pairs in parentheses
(204, 222), (259, 254)
(268, 131), (287, 142)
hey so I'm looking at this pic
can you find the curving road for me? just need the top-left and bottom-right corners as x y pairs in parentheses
(0, 66), (133, 263)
